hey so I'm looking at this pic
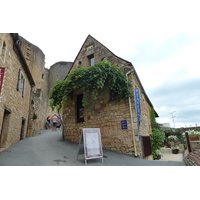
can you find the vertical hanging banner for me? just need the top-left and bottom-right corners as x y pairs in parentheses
(0, 67), (6, 101)
(134, 88), (141, 139)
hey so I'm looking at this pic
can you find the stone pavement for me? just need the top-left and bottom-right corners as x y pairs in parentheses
(0, 129), (186, 166)
(160, 147), (184, 162)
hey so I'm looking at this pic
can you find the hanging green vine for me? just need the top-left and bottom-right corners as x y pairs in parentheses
(50, 60), (131, 110)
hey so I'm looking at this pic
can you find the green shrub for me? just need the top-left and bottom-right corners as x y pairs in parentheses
(150, 107), (165, 159)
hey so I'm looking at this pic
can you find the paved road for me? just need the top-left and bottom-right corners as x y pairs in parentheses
(0, 129), (186, 166)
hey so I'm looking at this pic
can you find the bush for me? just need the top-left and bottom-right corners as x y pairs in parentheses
(150, 107), (165, 159)
(151, 128), (165, 159)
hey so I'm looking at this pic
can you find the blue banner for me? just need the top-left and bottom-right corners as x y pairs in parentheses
(134, 88), (141, 125)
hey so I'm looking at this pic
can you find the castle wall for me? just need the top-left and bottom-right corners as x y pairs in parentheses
(20, 37), (50, 136)
(48, 62), (73, 96)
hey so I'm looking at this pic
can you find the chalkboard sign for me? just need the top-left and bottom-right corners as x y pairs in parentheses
(77, 128), (103, 165)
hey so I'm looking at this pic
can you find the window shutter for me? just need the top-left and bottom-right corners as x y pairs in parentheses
(22, 78), (26, 97)
(17, 69), (22, 91)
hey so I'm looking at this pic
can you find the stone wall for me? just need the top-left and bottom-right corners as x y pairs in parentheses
(20, 36), (50, 136)
(63, 89), (141, 155)
(48, 61), (73, 96)
(0, 33), (32, 148)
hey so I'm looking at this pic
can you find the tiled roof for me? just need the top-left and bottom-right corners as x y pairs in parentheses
(184, 144), (200, 166)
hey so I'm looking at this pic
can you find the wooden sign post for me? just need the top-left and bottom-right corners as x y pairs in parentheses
(77, 128), (103, 165)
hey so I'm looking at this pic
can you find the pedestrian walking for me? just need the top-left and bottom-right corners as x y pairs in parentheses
(56, 114), (63, 130)
(45, 116), (51, 129)
(52, 114), (58, 131)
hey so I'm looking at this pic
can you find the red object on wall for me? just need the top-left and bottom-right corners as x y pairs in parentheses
(189, 136), (199, 141)
(0, 67), (5, 94)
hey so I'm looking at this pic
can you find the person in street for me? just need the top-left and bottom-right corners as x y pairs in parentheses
(45, 116), (51, 129)
(52, 114), (58, 131)
(56, 114), (62, 130)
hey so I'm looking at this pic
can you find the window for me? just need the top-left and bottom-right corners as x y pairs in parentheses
(110, 90), (117, 101)
(78, 61), (82, 68)
(88, 54), (94, 66)
(77, 94), (84, 123)
(17, 69), (26, 97)
(1, 41), (7, 63)
(1, 42), (6, 56)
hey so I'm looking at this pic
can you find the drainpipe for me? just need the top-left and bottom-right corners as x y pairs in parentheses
(126, 68), (138, 157)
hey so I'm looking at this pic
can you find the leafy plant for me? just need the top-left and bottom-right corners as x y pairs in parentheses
(150, 107), (165, 159)
(151, 128), (165, 159)
(168, 135), (178, 141)
(49, 60), (131, 110)
(183, 130), (200, 138)
(171, 146), (180, 150)
(155, 149), (162, 156)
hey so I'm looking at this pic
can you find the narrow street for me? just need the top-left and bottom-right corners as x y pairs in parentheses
(0, 129), (186, 166)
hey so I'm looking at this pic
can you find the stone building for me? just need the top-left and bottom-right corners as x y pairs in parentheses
(0, 33), (35, 148)
(62, 35), (157, 158)
(0, 33), (71, 150)
(19, 36), (50, 136)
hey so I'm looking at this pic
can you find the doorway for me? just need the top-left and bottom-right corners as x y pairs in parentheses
(0, 108), (11, 148)
(142, 136), (152, 158)
(20, 118), (26, 140)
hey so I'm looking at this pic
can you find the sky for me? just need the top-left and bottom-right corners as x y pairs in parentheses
(2, 0), (200, 128)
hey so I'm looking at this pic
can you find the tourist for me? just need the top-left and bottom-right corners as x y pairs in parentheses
(56, 114), (63, 130)
(45, 116), (51, 129)
(52, 114), (58, 131)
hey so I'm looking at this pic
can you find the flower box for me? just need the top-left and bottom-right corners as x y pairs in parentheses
(189, 136), (199, 141)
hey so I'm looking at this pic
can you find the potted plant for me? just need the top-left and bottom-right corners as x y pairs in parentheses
(171, 146), (180, 154)
(154, 149), (162, 160)
(167, 135), (178, 148)
(168, 135), (178, 141)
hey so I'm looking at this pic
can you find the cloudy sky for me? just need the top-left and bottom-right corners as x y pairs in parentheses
(3, 0), (200, 128)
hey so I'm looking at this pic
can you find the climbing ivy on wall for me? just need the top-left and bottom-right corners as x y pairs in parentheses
(49, 60), (131, 110)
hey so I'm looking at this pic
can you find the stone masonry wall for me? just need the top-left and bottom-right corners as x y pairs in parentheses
(63, 91), (136, 155)
(20, 37), (50, 135)
(0, 33), (32, 148)
(48, 62), (73, 97)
